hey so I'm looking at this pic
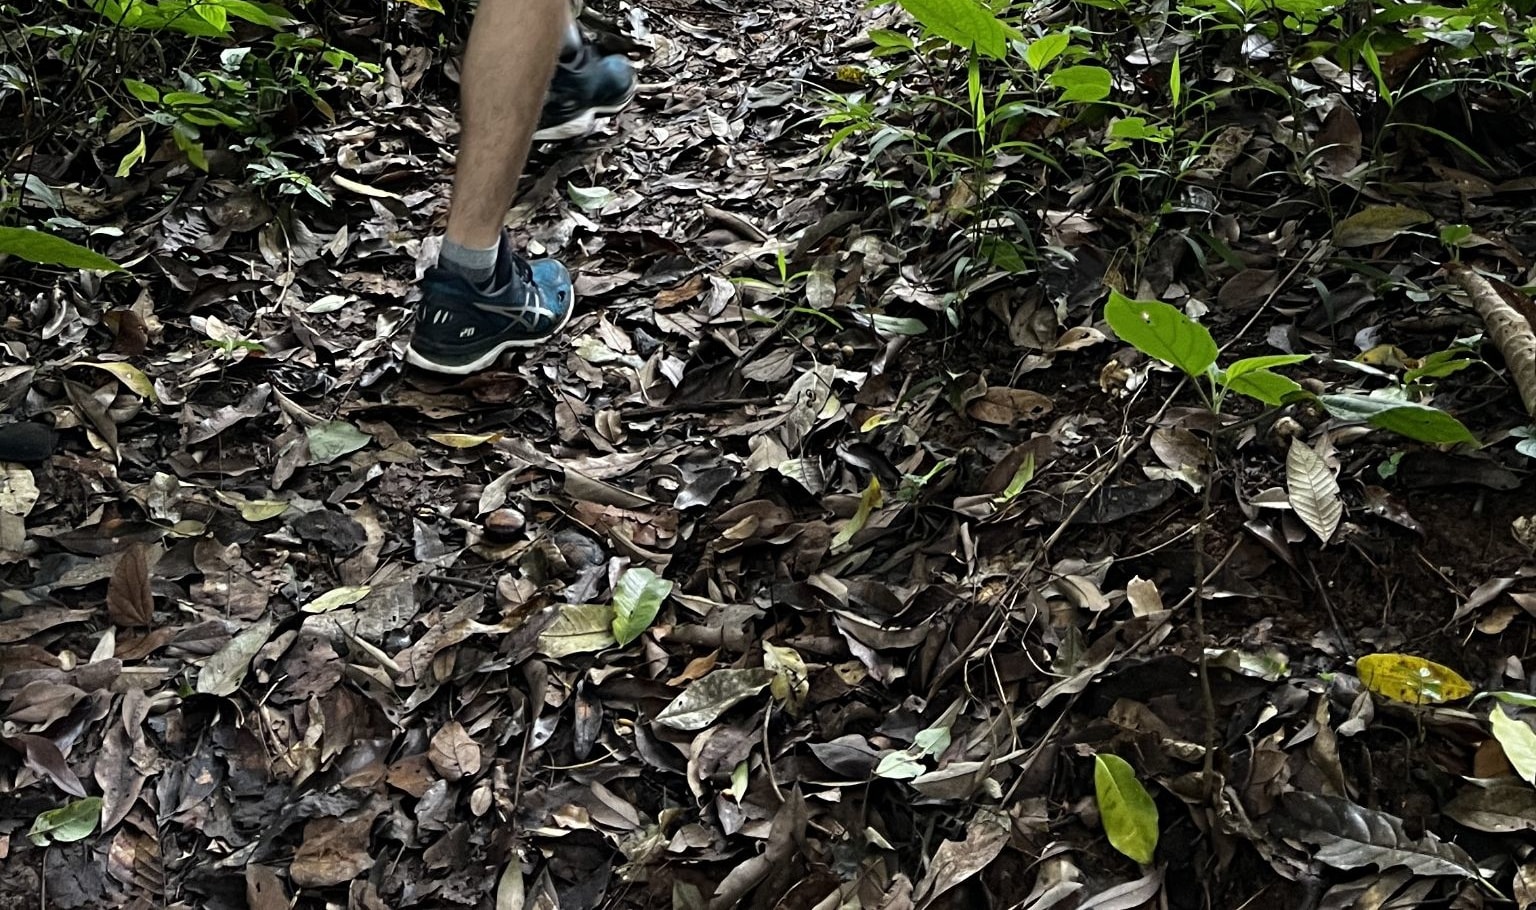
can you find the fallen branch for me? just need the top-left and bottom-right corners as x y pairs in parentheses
(1448, 262), (1536, 417)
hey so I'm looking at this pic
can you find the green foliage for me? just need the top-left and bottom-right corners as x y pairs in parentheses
(894, 0), (1018, 58)
(611, 567), (672, 647)
(1094, 754), (1159, 864)
(0, 227), (123, 271)
(1104, 291), (1477, 446)
(28, 797), (103, 847)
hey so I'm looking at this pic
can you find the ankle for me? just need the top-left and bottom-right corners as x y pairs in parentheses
(439, 236), (500, 286)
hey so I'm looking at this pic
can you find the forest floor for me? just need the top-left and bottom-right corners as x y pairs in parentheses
(4, 0), (1536, 907)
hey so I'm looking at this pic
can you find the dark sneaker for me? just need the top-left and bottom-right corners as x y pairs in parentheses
(406, 235), (576, 375)
(534, 41), (638, 141)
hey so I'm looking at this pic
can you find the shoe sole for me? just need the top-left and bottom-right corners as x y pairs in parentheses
(531, 87), (638, 142)
(405, 288), (578, 375)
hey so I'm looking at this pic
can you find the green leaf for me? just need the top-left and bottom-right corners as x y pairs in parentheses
(394, 0), (444, 12)
(875, 750), (925, 779)
(1104, 290), (1218, 378)
(1024, 32), (1070, 71)
(1317, 395), (1479, 446)
(1332, 205), (1431, 248)
(305, 420), (372, 464)
(1490, 706), (1536, 785)
(897, 0), (1015, 58)
(122, 78), (159, 103)
(1047, 65), (1112, 103)
(1094, 753), (1159, 864)
(994, 451), (1036, 504)
(1225, 354), (1310, 379)
(28, 797), (103, 847)
(1224, 369), (1303, 407)
(0, 227), (123, 271)
(869, 28), (916, 50)
(611, 567), (672, 647)
(1168, 51), (1181, 108)
(116, 130), (147, 178)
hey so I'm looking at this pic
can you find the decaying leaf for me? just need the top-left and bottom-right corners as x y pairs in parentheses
(196, 615), (275, 697)
(1279, 791), (1482, 880)
(654, 668), (775, 731)
(1285, 438), (1342, 544)
(1357, 653), (1474, 705)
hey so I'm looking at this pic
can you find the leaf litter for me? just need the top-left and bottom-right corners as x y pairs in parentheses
(4, 0), (1536, 907)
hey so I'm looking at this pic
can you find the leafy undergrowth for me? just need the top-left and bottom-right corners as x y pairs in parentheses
(5, 0), (1536, 907)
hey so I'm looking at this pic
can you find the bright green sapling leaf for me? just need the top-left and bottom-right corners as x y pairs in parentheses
(1104, 291), (1218, 378)
(611, 567), (672, 646)
(1094, 753), (1159, 864)
(1223, 369), (1304, 407)
(1224, 354), (1310, 379)
(1024, 32), (1070, 70)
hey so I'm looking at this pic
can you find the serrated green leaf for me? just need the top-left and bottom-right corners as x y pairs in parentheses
(306, 420), (372, 464)
(28, 797), (103, 847)
(1024, 32), (1070, 70)
(611, 567), (672, 647)
(0, 227), (123, 271)
(1095, 753), (1159, 864)
(1317, 395), (1479, 446)
(1491, 706), (1536, 785)
(655, 668), (775, 730)
(1104, 290), (1218, 378)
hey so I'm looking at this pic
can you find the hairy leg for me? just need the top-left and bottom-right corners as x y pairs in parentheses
(444, 0), (569, 250)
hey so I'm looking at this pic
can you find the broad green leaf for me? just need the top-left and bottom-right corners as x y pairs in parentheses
(77, 362), (157, 401)
(1104, 290), (1218, 378)
(197, 615), (274, 696)
(1094, 754), (1159, 864)
(122, 78), (159, 103)
(1224, 369), (1303, 406)
(0, 227), (123, 271)
(914, 724), (951, 757)
(1357, 653), (1474, 705)
(1024, 32), (1070, 71)
(306, 420), (372, 464)
(28, 797), (103, 847)
(611, 567), (672, 647)
(1225, 354), (1310, 379)
(1317, 395), (1478, 446)
(304, 585), (372, 614)
(832, 476), (883, 550)
(1490, 706), (1536, 785)
(537, 603), (617, 658)
(655, 667), (775, 730)
(1404, 351), (1477, 384)
(897, 0), (1016, 58)
(1047, 65), (1112, 103)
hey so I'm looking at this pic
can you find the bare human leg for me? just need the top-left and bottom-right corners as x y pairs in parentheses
(444, 0), (569, 251)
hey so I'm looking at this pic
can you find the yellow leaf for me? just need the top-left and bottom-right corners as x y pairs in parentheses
(832, 477), (882, 550)
(304, 585), (373, 613)
(428, 432), (503, 448)
(395, 0), (443, 11)
(215, 491), (290, 522)
(78, 362), (157, 401)
(1357, 653), (1474, 705)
